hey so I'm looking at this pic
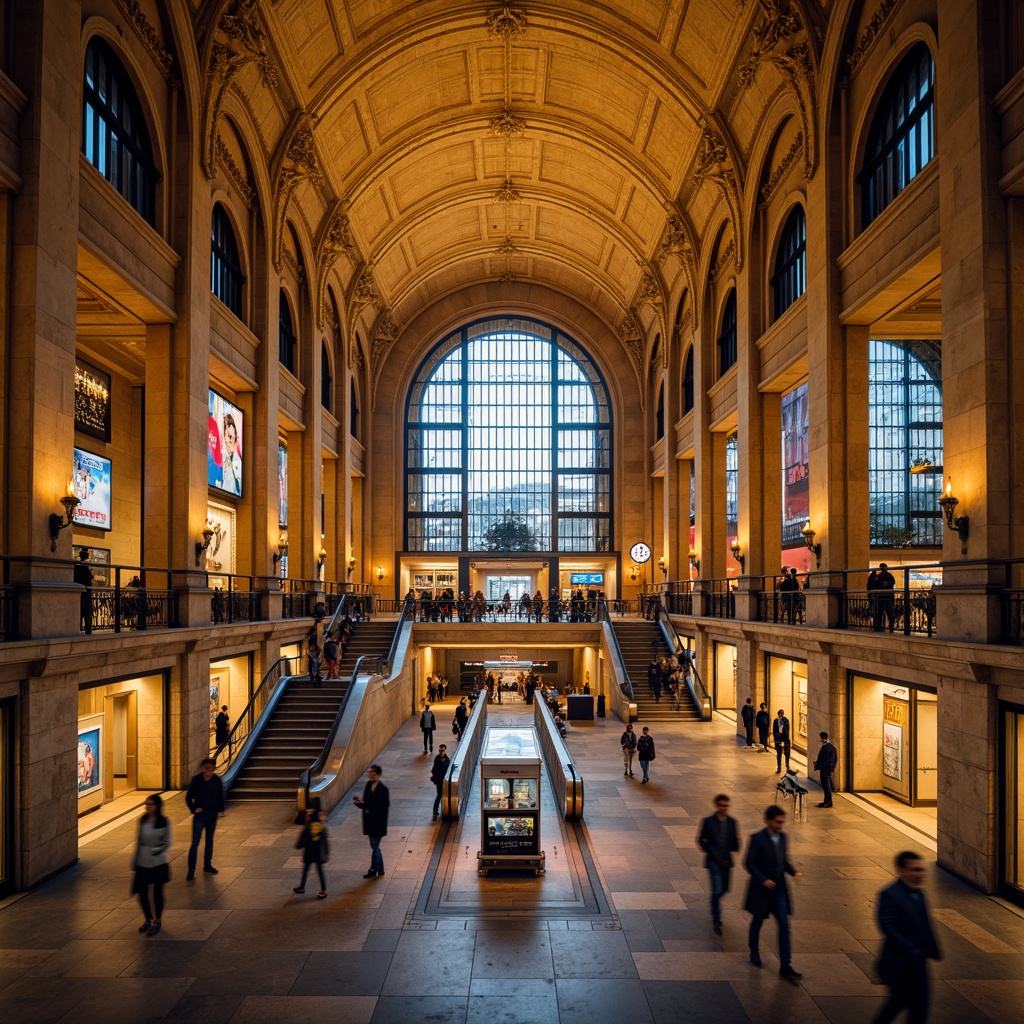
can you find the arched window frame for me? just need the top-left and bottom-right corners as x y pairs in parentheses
(321, 340), (333, 411)
(404, 318), (612, 554)
(211, 202), (244, 318)
(279, 289), (297, 374)
(682, 346), (695, 414)
(770, 205), (806, 319)
(858, 42), (936, 228)
(717, 291), (737, 377)
(82, 36), (158, 226)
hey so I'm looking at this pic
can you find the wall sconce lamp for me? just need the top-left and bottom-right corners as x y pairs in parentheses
(49, 479), (80, 551)
(730, 539), (745, 573)
(629, 564), (640, 582)
(272, 531), (288, 570)
(316, 546), (328, 573)
(688, 547), (700, 575)
(195, 524), (215, 567)
(937, 477), (970, 554)
(657, 555), (667, 576)
(346, 554), (356, 576)
(800, 521), (822, 568)
(377, 565), (386, 582)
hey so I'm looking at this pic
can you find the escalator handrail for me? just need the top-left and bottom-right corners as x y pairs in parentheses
(596, 600), (635, 700)
(383, 597), (415, 676)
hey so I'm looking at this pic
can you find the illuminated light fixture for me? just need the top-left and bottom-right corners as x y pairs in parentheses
(377, 565), (386, 582)
(272, 531), (288, 570)
(49, 478), (81, 551)
(800, 521), (822, 568)
(629, 564), (640, 582)
(937, 477), (969, 554)
(317, 546), (327, 573)
(657, 555), (667, 576)
(346, 553), (355, 576)
(688, 547), (700, 575)
(730, 539), (745, 574)
(195, 523), (215, 566)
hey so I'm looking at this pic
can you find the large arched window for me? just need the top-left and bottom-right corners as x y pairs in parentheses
(771, 206), (806, 319)
(717, 291), (737, 376)
(211, 203), (244, 317)
(859, 43), (935, 228)
(682, 347), (695, 414)
(321, 341), (332, 410)
(279, 290), (296, 373)
(405, 318), (612, 553)
(82, 36), (157, 225)
(869, 340), (943, 546)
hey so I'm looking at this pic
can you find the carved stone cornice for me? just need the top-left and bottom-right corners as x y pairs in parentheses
(737, 0), (802, 89)
(759, 130), (803, 207)
(114, 0), (174, 77)
(371, 309), (399, 379)
(281, 245), (304, 284)
(316, 201), (357, 329)
(215, 135), (256, 207)
(635, 262), (664, 311)
(348, 263), (383, 366)
(618, 310), (645, 407)
(202, 0), (277, 178)
(690, 118), (743, 272)
(845, 0), (900, 84)
(273, 113), (321, 271)
(710, 238), (736, 285)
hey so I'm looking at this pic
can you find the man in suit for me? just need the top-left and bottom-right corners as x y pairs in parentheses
(755, 702), (771, 752)
(353, 764), (390, 878)
(873, 851), (941, 1024)
(697, 794), (740, 935)
(772, 709), (792, 773)
(744, 804), (802, 979)
(813, 731), (838, 807)
(741, 698), (755, 747)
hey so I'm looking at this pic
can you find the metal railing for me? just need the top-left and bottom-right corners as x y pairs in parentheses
(442, 690), (489, 820)
(533, 699), (584, 819)
(655, 607), (711, 719)
(596, 600), (635, 701)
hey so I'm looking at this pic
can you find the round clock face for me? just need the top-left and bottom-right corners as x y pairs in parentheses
(629, 542), (652, 563)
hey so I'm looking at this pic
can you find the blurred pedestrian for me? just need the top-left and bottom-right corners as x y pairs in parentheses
(132, 794), (171, 936)
(293, 800), (329, 898)
(353, 765), (389, 878)
(636, 726), (656, 783)
(697, 793), (739, 935)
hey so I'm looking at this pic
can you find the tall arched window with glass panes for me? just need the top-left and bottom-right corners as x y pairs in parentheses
(404, 318), (612, 553)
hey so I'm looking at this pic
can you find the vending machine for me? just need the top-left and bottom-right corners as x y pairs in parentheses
(478, 727), (545, 876)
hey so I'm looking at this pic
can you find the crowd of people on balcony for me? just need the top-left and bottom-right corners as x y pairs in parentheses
(404, 587), (604, 623)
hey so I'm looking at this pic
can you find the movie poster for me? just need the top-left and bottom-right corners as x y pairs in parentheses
(77, 715), (103, 797)
(72, 448), (112, 531)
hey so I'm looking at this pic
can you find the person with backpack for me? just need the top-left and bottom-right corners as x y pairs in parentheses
(292, 801), (329, 898)
(636, 726), (656, 783)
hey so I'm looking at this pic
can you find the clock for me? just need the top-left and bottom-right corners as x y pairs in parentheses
(629, 542), (652, 564)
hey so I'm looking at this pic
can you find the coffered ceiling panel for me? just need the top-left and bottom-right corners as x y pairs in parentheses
(389, 140), (479, 213)
(317, 101), (371, 179)
(407, 205), (485, 263)
(675, 0), (738, 91)
(536, 143), (626, 214)
(280, 0), (342, 83)
(643, 101), (692, 183)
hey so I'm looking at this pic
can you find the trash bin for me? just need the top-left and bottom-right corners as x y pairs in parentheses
(597, 694), (606, 718)
(628, 702), (638, 723)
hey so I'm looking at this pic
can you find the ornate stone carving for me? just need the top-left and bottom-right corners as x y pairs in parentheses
(489, 107), (527, 138)
(371, 310), (400, 379)
(759, 130), (803, 207)
(845, 0), (899, 83)
(486, 6), (528, 39)
(737, 0), (802, 89)
(495, 236), (521, 256)
(689, 118), (743, 271)
(316, 202), (357, 329)
(273, 113), (321, 270)
(349, 263), (381, 323)
(710, 239), (736, 285)
(281, 245), (304, 283)
(635, 262), (664, 311)
(202, 0), (277, 178)
(493, 178), (522, 204)
(215, 135), (256, 207)
(114, 0), (174, 77)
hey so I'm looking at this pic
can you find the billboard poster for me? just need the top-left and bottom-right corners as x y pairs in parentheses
(72, 448), (112, 531)
(278, 440), (288, 527)
(208, 390), (244, 497)
(782, 381), (809, 545)
(77, 714), (103, 797)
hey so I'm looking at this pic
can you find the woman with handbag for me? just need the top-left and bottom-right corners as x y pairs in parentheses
(132, 794), (171, 936)
(293, 802), (329, 898)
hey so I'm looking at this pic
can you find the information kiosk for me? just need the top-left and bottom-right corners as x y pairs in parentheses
(478, 727), (545, 876)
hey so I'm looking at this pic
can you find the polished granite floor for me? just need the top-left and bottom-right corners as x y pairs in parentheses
(1, 700), (1023, 1023)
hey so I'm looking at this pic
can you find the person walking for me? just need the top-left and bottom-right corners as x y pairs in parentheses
(756, 702), (770, 752)
(131, 794), (171, 936)
(454, 698), (469, 739)
(185, 757), (226, 880)
(744, 804), (802, 979)
(353, 764), (390, 878)
(772, 709), (792, 773)
(214, 705), (230, 748)
(620, 722), (637, 777)
(430, 743), (450, 820)
(74, 547), (94, 634)
(306, 635), (322, 687)
(813, 731), (838, 807)
(293, 802), (329, 898)
(874, 562), (897, 632)
(419, 704), (437, 753)
(741, 698), (755, 747)
(636, 726), (656, 783)
(872, 851), (941, 1024)
(697, 794), (739, 935)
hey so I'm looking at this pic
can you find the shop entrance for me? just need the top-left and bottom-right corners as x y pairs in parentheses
(713, 642), (736, 711)
(850, 675), (937, 807)
(104, 691), (138, 800)
(766, 655), (808, 755)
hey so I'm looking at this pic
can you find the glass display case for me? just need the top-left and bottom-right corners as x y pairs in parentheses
(478, 727), (545, 875)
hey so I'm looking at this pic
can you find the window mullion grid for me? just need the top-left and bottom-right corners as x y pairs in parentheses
(460, 330), (469, 553)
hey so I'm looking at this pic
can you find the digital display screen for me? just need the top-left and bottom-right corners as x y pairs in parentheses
(72, 448), (112, 531)
(569, 572), (604, 586)
(482, 814), (539, 856)
(208, 389), (244, 497)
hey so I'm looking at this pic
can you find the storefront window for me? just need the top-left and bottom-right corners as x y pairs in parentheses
(766, 655), (808, 753)
(714, 642), (736, 710)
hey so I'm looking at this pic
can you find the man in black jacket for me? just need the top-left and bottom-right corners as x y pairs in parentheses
(741, 698), (755, 747)
(353, 764), (390, 878)
(813, 731), (838, 807)
(697, 794), (739, 935)
(744, 804), (802, 979)
(430, 744), (450, 820)
(873, 851), (941, 1024)
(772, 709), (792, 773)
(185, 757), (226, 880)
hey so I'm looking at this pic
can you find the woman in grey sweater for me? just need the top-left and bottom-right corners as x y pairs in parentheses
(132, 794), (171, 935)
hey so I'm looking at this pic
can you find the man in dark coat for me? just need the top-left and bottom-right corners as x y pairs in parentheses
(873, 851), (941, 1024)
(744, 804), (802, 979)
(430, 744), (450, 820)
(813, 730), (838, 807)
(419, 704), (436, 753)
(873, 562), (897, 631)
(697, 793), (740, 934)
(353, 764), (390, 878)
(185, 757), (226, 880)
(741, 698), (755, 747)
(755, 702), (771, 752)
(772, 709), (792, 773)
